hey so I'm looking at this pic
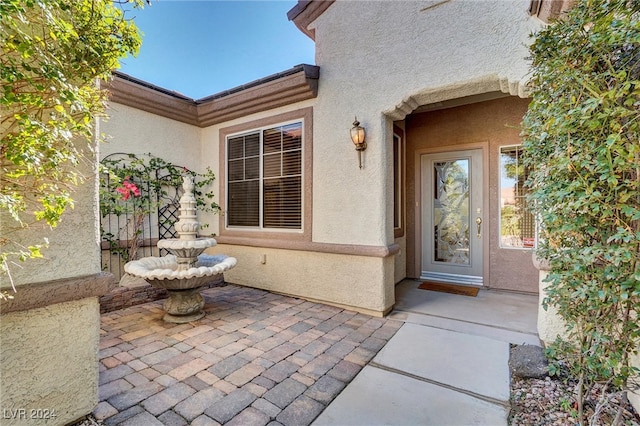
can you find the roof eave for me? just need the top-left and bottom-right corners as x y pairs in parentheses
(287, 0), (335, 41)
(104, 65), (320, 127)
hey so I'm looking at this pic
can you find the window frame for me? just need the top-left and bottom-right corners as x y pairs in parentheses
(393, 126), (405, 238)
(218, 107), (313, 243)
(498, 144), (536, 250)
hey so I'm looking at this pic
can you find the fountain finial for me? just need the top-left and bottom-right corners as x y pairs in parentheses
(174, 175), (199, 240)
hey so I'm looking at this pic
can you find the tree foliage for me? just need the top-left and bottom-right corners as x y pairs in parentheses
(0, 0), (143, 294)
(521, 0), (640, 422)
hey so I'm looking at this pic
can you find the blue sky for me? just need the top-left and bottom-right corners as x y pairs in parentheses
(119, 1), (315, 99)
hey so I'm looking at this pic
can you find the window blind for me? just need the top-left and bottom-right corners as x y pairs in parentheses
(227, 122), (302, 230)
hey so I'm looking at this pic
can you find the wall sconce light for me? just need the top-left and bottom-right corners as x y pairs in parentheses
(350, 117), (367, 169)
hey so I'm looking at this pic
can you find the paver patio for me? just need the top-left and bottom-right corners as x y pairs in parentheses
(95, 284), (403, 425)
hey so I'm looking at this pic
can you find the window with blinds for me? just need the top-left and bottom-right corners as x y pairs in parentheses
(227, 122), (303, 230)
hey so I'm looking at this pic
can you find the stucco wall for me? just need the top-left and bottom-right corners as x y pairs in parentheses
(307, 0), (540, 248)
(393, 236), (407, 284)
(0, 129), (109, 424)
(209, 244), (395, 316)
(7, 140), (101, 286)
(0, 298), (100, 425)
(101, 103), (202, 167)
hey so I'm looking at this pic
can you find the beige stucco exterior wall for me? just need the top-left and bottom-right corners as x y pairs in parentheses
(630, 352), (640, 413)
(0, 298), (100, 425)
(307, 0), (540, 249)
(201, 100), (397, 315)
(208, 244), (394, 316)
(7, 139), (101, 286)
(393, 236), (407, 284)
(536, 271), (568, 344)
(1, 131), (111, 424)
(101, 102), (202, 169)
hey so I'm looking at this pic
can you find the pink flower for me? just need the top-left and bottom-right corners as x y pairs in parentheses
(115, 178), (141, 201)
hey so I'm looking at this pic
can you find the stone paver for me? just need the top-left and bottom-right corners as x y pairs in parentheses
(226, 407), (270, 426)
(141, 382), (196, 415)
(108, 381), (164, 411)
(263, 378), (307, 409)
(276, 395), (325, 426)
(95, 284), (402, 425)
(204, 388), (257, 423)
(174, 387), (225, 421)
(304, 376), (346, 405)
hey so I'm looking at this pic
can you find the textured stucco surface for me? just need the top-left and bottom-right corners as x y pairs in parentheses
(210, 244), (395, 316)
(0, 298), (100, 425)
(308, 0), (540, 247)
(536, 270), (569, 345)
(630, 352), (640, 413)
(6, 141), (101, 286)
(101, 103), (201, 167)
(393, 236), (407, 284)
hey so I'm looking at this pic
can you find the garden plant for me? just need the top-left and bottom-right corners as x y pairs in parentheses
(100, 153), (219, 269)
(521, 0), (640, 423)
(0, 0), (144, 298)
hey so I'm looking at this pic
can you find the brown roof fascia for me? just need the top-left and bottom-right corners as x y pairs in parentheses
(197, 64), (319, 127)
(287, 0), (335, 40)
(529, 0), (574, 23)
(104, 72), (198, 125)
(104, 65), (319, 128)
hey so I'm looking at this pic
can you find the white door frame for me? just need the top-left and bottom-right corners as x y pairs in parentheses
(413, 143), (490, 285)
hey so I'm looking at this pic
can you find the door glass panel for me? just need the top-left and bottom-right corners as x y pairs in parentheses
(433, 159), (470, 264)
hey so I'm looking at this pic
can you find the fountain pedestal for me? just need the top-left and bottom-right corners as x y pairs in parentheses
(124, 176), (237, 323)
(163, 288), (205, 322)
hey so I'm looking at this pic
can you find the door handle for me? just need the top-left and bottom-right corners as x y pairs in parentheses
(476, 217), (482, 238)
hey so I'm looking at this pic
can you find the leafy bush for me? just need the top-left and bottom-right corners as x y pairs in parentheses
(1, 0), (143, 298)
(521, 0), (640, 422)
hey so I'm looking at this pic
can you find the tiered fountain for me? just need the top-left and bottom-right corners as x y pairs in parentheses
(124, 176), (236, 323)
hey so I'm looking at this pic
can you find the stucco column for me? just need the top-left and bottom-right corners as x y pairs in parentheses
(0, 132), (116, 425)
(532, 254), (567, 346)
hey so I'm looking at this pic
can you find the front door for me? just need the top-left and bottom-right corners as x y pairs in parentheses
(421, 149), (484, 285)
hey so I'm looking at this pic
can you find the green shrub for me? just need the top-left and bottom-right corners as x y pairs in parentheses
(1, 0), (143, 297)
(521, 0), (640, 422)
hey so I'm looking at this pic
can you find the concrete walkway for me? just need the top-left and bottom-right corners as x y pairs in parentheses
(95, 280), (539, 425)
(313, 280), (540, 426)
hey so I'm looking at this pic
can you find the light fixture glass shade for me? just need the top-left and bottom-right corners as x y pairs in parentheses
(350, 119), (365, 146)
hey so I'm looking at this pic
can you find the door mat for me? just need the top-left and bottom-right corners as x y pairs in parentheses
(418, 281), (480, 297)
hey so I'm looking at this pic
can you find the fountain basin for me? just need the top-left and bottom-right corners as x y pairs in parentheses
(125, 254), (235, 288)
(157, 237), (218, 249)
(124, 254), (237, 323)
(157, 238), (219, 269)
